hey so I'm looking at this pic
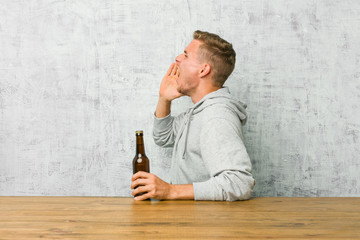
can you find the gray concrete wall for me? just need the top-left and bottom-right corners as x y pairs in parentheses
(0, 0), (359, 197)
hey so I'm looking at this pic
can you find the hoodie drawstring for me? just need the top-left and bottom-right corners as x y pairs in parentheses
(182, 108), (194, 159)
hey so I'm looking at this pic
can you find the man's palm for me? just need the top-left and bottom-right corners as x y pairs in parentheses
(159, 63), (183, 101)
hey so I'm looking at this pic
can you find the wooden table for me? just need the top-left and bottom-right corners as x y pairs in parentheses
(0, 197), (359, 239)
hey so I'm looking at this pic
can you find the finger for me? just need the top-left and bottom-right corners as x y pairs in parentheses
(132, 185), (151, 197)
(131, 178), (149, 189)
(166, 63), (175, 76)
(170, 63), (178, 75)
(174, 66), (179, 75)
(134, 191), (153, 201)
(132, 171), (151, 181)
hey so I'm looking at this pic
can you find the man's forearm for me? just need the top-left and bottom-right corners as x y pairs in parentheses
(155, 97), (172, 118)
(169, 184), (194, 200)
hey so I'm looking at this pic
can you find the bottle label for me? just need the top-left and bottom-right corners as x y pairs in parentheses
(137, 158), (142, 163)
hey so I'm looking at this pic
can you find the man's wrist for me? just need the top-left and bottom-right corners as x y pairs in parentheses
(155, 97), (172, 118)
(168, 184), (194, 200)
(168, 184), (177, 200)
(158, 96), (172, 104)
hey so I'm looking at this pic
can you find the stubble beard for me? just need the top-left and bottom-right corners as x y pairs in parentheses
(177, 86), (187, 96)
(176, 76), (187, 96)
(176, 75), (195, 97)
(176, 80), (190, 96)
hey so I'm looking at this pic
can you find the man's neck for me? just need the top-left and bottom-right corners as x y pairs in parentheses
(190, 85), (221, 104)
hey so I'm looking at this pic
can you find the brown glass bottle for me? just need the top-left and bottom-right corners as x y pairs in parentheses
(132, 130), (150, 197)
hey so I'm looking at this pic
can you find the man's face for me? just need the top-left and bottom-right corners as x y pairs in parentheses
(175, 40), (203, 95)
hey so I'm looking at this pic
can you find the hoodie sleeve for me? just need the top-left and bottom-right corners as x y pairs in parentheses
(193, 117), (255, 201)
(153, 112), (186, 148)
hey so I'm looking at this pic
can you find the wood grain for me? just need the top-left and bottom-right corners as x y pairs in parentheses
(0, 197), (359, 239)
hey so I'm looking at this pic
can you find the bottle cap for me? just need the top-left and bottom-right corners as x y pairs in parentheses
(135, 130), (143, 134)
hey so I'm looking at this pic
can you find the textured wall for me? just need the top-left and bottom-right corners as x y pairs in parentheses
(0, 0), (359, 197)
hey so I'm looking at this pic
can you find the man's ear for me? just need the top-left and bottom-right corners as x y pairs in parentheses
(199, 64), (211, 78)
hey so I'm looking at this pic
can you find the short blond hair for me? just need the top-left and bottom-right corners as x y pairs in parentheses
(193, 30), (236, 87)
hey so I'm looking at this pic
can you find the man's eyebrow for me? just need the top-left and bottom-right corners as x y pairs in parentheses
(184, 50), (188, 54)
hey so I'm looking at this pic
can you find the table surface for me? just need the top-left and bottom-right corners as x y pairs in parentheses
(0, 197), (359, 239)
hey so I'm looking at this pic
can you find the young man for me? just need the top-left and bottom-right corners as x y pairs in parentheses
(131, 30), (255, 201)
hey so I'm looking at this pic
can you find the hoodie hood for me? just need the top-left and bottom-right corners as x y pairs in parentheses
(179, 87), (248, 159)
(191, 87), (247, 125)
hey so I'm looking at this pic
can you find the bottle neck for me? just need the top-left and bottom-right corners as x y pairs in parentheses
(136, 134), (145, 155)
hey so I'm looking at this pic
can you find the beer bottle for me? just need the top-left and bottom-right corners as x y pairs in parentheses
(133, 130), (150, 174)
(133, 130), (150, 197)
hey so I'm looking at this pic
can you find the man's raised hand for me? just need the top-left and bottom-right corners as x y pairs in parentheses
(159, 63), (183, 101)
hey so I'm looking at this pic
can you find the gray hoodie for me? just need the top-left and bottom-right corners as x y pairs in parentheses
(153, 87), (255, 201)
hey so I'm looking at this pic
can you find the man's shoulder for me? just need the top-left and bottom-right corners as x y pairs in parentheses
(201, 102), (240, 120)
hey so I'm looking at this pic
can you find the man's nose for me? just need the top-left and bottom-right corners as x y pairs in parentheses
(175, 54), (183, 63)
